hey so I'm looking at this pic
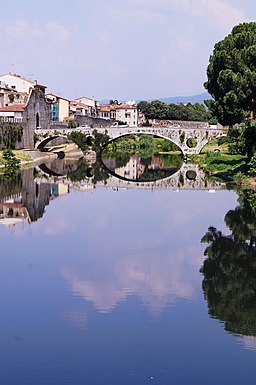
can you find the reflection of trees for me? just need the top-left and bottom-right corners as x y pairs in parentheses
(67, 159), (90, 182)
(201, 190), (256, 336)
(0, 172), (22, 199)
(67, 158), (110, 185)
(91, 160), (110, 185)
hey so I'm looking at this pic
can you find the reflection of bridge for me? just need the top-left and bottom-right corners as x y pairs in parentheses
(35, 162), (225, 191)
(35, 123), (226, 155)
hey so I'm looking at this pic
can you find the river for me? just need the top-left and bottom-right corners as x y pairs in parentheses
(0, 155), (256, 385)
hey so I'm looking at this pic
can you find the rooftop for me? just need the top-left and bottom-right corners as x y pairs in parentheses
(0, 104), (26, 112)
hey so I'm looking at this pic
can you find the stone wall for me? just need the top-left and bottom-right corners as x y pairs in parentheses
(23, 88), (50, 149)
(75, 116), (115, 128)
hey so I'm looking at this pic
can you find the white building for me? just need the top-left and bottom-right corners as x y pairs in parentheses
(75, 96), (98, 117)
(0, 72), (46, 94)
(0, 104), (25, 121)
(115, 104), (138, 127)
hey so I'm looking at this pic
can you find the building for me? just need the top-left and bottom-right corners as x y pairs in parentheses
(0, 104), (25, 122)
(138, 111), (147, 126)
(98, 104), (117, 120)
(115, 104), (138, 127)
(0, 72), (46, 94)
(70, 101), (93, 118)
(46, 93), (70, 122)
(0, 87), (50, 149)
(75, 96), (98, 117)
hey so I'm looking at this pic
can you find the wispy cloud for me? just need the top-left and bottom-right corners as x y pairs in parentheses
(128, 0), (247, 30)
(6, 20), (72, 43)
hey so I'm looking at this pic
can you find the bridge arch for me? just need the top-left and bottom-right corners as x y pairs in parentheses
(36, 135), (68, 150)
(104, 131), (183, 153)
(199, 133), (228, 154)
(35, 133), (94, 150)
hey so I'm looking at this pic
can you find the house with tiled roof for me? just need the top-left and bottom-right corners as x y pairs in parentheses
(0, 103), (26, 122)
(45, 93), (70, 122)
(115, 104), (138, 127)
(0, 87), (50, 149)
(0, 72), (46, 94)
(75, 96), (98, 117)
(98, 104), (117, 120)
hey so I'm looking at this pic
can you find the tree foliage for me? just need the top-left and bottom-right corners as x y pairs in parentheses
(91, 130), (110, 153)
(204, 22), (256, 125)
(137, 100), (211, 121)
(0, 123), (23, 149)
(67, 131), (89, 153)
(227, 120), (256, 158)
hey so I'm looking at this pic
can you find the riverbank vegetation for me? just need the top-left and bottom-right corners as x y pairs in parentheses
(103, 134), (181, 158)
(0, 150), (32, 167)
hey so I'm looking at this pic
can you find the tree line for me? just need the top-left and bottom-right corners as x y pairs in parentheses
(137, 100), (214, 122)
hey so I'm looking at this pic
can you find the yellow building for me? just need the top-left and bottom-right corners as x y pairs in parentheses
(46, 93), (70, 122)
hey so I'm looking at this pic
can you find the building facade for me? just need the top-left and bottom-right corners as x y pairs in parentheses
(46, 93), (70, 122)
(115, 105), (138, 127)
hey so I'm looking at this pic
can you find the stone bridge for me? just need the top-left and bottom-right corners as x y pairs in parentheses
(35, 122), (227, 155)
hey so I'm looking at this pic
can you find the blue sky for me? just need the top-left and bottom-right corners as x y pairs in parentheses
(0, 0), (255, 101)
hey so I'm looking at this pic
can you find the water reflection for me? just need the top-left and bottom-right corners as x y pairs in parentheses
(102, 153), (183, 182)
(0, 169), (54, 226)
(0, 157), (226, 227)
(201, 189), (256, 337)
(61, 249), (199, 315)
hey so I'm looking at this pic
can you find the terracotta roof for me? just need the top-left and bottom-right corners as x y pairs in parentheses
(99, 104), (117, 111)
(0, 104), (26, 112)
(75, 96), (95, 102)
(70, 101), (89, 109)
(46, 93), (70, 102)
(115, 104), (137, 109)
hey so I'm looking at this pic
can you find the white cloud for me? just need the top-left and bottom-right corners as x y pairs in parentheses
(128, 0), (247, 30)
(46, 21), (72, 42)
(5, 20), (72, 43)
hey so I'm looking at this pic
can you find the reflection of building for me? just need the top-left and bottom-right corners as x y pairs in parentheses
(51, 183), (70, 197)
(0, 169), (70, 227)
(0, 196), (30, 227)
(115, 155), (144, 180)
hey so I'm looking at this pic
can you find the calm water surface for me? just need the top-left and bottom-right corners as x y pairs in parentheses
(0, 159), (256, 385)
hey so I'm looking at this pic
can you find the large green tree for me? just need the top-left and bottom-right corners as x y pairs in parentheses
(204, 22), (256, 126)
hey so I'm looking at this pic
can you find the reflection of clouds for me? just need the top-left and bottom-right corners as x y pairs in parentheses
(63, 311), (87, 329)
(44, 218), (70, 236)
(62, 244), (203, 315)
(237, 336), (256, 351)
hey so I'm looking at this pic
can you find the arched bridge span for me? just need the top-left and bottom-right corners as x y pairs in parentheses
(35, 124), (226, 155)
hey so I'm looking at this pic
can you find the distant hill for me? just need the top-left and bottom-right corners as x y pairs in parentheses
(146, 92), (212, 105)
(100, 92), (212, 105)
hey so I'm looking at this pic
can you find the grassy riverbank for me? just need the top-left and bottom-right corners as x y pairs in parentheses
(188, 139), (251, 185)
(0, 150), (32, 167)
